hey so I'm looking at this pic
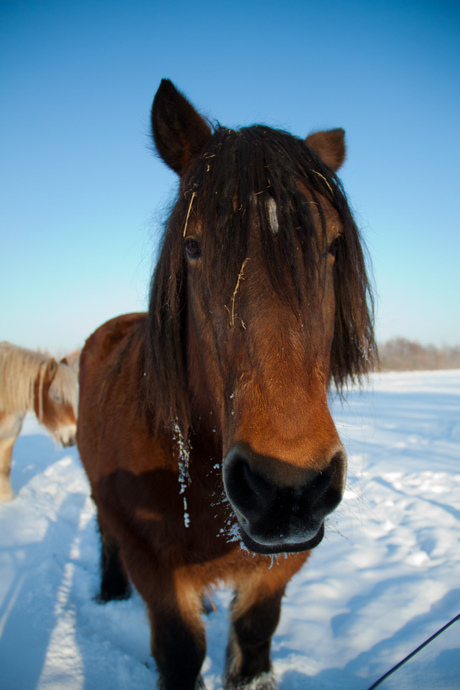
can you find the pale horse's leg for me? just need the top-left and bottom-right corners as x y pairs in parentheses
(0, 413), (24, 501)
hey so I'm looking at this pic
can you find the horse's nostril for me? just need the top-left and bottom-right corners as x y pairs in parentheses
(308, 461), (336, 506)
(326, 450), (346, 499)
(224, 452), (273, 519)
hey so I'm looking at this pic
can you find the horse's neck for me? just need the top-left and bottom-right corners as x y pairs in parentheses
(0, 350), (45, 417)
(188, 422), (223, 478)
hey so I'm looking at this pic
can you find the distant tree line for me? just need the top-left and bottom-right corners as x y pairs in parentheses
(378, 338), (460, 371)
(43, 341), (460, 375)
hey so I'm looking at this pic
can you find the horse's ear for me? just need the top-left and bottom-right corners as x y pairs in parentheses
(151, 79), (213, 175)
(306, 128), (346, 172)
(47, 358), (58, 379)
(60, 357), (69, 366)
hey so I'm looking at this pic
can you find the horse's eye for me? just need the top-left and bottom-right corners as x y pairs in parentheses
(185, 238), (202, 260)
(328, 236), (341, 259)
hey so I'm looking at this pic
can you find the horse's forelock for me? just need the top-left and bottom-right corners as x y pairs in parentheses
(50, 363), (79, 410)
(176, 127), (325, 298)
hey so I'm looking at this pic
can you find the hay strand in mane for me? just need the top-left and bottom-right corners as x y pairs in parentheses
(183, 191), (196, 237)
(311, 170), (334, 196)
(229, 258), (250, 326)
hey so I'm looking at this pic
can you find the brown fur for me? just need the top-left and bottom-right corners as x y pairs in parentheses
(77, 80), (376, 689)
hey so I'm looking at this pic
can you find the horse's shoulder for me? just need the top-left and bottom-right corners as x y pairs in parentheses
(82, 313), (146, 362)
(79, 313), (147, 394)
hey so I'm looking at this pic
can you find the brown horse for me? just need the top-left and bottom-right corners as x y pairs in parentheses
(0, 342), (78, 502)
(77, 79), (376, 689)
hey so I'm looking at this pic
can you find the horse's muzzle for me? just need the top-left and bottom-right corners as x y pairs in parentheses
(223, 444), (346, 555)
(58, 427), (78, 447)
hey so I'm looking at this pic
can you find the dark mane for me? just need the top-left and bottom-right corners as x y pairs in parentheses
(146, 125), (376, 433)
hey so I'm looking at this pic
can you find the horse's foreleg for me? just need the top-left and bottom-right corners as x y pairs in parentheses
(97, 516), (131, 602)
(0, 413), (23, 502)
(149, 598), (206, 690)
(128, 560), (206, 690)
(224, 586), (284, 690)
(0, 440), (15, 502)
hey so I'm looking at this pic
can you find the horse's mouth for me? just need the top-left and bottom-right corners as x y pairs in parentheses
(61, 438), (77, 448)
(238, 522), (325, 555)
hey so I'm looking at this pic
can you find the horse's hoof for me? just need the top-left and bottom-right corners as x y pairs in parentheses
(224, 672), (276, 690)
(95, 587), (132, 604)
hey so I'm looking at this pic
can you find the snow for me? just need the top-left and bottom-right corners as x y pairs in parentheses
(171, 419), (192, 528)
(1, 370), (460, 689)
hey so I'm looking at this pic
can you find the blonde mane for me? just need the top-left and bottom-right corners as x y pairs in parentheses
(0, 342), (78, 420)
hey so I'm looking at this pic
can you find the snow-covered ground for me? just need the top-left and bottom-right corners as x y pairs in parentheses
(1, 370), (459, 689)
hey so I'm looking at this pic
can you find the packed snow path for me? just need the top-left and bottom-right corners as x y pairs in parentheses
(1, 370), (459, 689)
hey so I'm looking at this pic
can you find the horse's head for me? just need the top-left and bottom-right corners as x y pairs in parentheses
(148, 80), (376, 554)
(37, 358), (78, 447)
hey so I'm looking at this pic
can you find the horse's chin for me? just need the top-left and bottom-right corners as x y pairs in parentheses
(238, 522), (325, 555)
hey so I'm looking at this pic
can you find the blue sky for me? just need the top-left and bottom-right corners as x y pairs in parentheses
(1, 0), (459, 353)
